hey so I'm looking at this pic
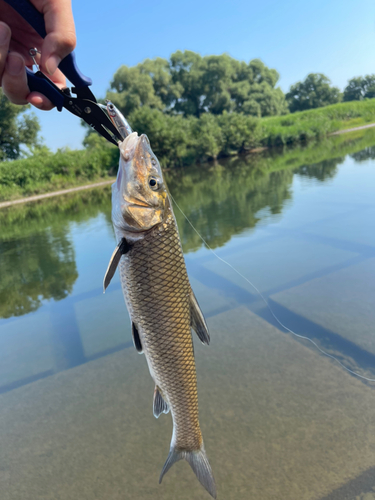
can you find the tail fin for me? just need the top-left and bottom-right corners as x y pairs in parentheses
(159, 445), (216, 498)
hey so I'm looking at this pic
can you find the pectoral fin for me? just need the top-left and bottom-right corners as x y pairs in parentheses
(153, 386), (169, 418)
(131, 322), (143, 353)
(103, 238), (130, 292)
(190, 289), (210, 345)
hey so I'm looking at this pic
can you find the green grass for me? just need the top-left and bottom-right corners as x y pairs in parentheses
(259, 99), (375, 146)
(0, 145), (118, 202)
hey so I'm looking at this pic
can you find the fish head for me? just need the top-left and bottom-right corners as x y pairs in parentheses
(112, 132), (168, 234)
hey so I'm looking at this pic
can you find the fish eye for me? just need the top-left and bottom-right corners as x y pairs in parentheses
(149, 177), (160, 190)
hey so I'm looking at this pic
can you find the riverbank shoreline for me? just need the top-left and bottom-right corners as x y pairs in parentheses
(329, 122), (375, 135)
(0, 179), (115, 209)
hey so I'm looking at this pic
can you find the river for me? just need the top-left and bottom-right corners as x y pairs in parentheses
(1, 130), (375, 499)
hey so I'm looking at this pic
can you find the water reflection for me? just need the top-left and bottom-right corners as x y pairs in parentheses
(350, 145), (375, 162)
(0, 229), (77, 318)
(167, 163), (293, 252)
(0, 188), (112, 319)
(0, 186), (112, 241)
(296, 157), (343, 181)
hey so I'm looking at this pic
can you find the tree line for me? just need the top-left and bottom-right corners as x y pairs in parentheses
(1, 50), (375, 160)
(106, 51), (375, 116)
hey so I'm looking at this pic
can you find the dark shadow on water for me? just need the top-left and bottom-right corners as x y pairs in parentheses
(319, 466), (375, 500)
(265, 300), (375, 382)
(0, 369), (54, 395)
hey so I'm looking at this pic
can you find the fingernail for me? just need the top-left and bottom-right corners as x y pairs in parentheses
(6, 53), (23, 76)
(45, 55), (61, 76)
(0, 23), (10, 45)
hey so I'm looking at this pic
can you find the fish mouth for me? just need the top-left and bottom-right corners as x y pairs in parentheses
(119, 132), (140, 160)
(124, 196), (150, 208)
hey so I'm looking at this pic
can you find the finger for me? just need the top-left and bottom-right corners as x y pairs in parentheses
(35, 0), (76, 75)
(2, 53), (51, 109)
(3, 52), (57, 110)
(27, 91), (53, 110)
(0, 22), (11, 82)
(2, 52), (29, 104)
(27, 67), (67, 110)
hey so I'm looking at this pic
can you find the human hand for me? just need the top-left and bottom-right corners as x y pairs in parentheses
(0, 0), (76, 109)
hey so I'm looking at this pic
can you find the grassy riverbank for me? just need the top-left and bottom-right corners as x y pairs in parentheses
(0, 145), (118, 202)
(260, 99), (375, 146)
(1, 99), (375, 202)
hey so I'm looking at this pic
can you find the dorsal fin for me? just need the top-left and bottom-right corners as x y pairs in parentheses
(190, 289), (210, 345)
(103, 238), (130, 292)
(131, 322), (143, 353)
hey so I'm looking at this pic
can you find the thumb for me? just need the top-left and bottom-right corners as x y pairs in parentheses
(36, 0), (76, 75)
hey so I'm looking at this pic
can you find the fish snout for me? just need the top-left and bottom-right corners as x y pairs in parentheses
(140, 134), (150, 145)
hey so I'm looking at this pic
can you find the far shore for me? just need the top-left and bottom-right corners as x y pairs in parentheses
(0, 179), (115, 209)
(329, 122), (375, 135)
(1, 121), (375, 210)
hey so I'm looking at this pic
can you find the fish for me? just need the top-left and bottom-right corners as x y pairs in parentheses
(103, 131), (216, 498)
(105, 100), (133, 140)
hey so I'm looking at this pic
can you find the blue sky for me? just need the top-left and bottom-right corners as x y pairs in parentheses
(31, 0), (375, 150)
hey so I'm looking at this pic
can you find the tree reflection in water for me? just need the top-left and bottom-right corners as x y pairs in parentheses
(0, 188), (111, 319)
(0, 230), (77, 318)
(2, 127), (375, 319)
(167, 160), (294, 252)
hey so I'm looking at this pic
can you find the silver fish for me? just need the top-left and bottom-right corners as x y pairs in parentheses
(104, 132), (216, 498)
(106, 100), (133, 140)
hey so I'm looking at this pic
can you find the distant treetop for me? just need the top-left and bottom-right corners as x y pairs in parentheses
(343, 75), (375, 102)
(106, 51), (289, 118)
(286, 73), (341, 113)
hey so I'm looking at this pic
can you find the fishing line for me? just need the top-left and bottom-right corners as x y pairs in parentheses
(169, 192), (375, 383)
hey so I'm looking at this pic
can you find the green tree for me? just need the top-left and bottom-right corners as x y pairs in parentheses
(107, 65), (163, 116)
(169, 52), (288, 117)
(0, 89), (41, 161)
(230, 59), (288, 117)
(108, 51), (288, 119)
(343, 75), (375, 101)
(107, 57), (182, 115)
(286, 73), (341, 113)
(169, 50), (206, 117)
(192, 113), (224, 160)
(218, 112), (260, 155)
(128, 106), (195, 167)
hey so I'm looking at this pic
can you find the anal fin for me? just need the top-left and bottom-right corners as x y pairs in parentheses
(153, 386), (169, 418)
(190, 289), (210, 345)
(103, 238), (130, 292)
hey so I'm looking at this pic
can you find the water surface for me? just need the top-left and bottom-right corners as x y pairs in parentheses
(1, 132), (375, 499)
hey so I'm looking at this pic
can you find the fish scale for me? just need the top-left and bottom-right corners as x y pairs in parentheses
(119, 204), (202, 451)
